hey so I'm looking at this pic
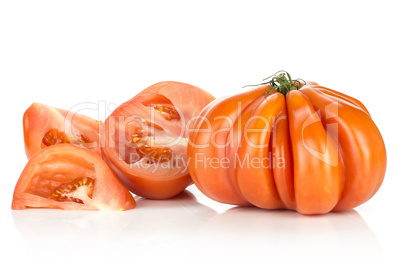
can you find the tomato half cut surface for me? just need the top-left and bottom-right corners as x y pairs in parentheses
(101, 81), (215, 199)
(23, 102), (102, 159)
(12, 144), (136, 210)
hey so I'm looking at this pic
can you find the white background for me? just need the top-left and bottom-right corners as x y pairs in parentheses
(0, 0), (401, 267)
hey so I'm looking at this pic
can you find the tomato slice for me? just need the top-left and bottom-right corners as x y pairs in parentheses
(23, 102), (102, 159)
(12, 144), (136, 210)
(101, 81), (215, 199)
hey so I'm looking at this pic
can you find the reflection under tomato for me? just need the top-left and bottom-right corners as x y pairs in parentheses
(192, 207), (382, 258)
(11, 190), (217, 257)
(11, 189), (381, 259)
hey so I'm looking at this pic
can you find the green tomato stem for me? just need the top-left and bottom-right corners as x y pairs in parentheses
(244, 70), (306, 96)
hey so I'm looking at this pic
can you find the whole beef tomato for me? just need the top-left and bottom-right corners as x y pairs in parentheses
(101, 81), (215, 199)
(188, 71), (386, 215)
(23, 102), (102, 159)
(12, 144), (135, 210)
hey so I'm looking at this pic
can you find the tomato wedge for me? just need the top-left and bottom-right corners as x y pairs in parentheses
(12, 144), (135, 210)
(23, 102), (102, 159)
(101, 81), (215, 199)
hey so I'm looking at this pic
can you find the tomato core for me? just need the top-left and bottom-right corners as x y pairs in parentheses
(154, 104), (180, 120)
(119, 106), (177, 165)
(129, 130), (173, 164)
(49, 177), (95, 204)
(137, 145), (172, 163)
(42, 129), (91, 147)
(42, 129), (70, 146)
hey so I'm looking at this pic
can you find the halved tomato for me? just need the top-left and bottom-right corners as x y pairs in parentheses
(101, 81), (215, 199)
(12, 144), (135, 210)
(23, 102), (102, 159)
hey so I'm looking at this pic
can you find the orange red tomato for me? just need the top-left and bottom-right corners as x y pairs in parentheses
(188, 72), (386, 214)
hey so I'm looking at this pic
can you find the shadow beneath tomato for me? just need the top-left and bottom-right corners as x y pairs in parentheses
(191, 207), (382, 258)
(11, 190), (217, 257)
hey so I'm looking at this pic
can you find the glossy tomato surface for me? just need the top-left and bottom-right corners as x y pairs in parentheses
(12, 144), (135, 210)
(188, 74), (386, 215)
(23, 102), (102, 159)
(101, 81), (215, 199)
